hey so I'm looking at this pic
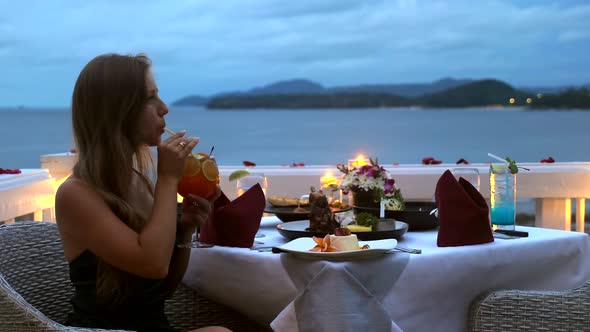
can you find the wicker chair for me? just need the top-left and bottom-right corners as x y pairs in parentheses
(0, 221), (270, 332)
(469, 280), (590, 332)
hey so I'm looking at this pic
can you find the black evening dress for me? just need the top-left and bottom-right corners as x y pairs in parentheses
(65, 250), (179, 332)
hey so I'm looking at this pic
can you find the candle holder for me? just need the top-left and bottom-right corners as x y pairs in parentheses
(347, 159), (357, 171)
(320, 171), (340, 204)
(322, 183), (339, 203)
(347, 155), (368, 170)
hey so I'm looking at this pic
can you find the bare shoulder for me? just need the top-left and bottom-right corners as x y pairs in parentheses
(55, 176), (104, 220)
(54, 175), (172, 278)
(55, 176), (107, 259)
(56, 176), (104, 212)
(56, 176), (94, 202)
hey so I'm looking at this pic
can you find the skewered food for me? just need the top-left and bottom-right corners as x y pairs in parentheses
(307, 187), (339, 233)
(267, 196), (309, 207)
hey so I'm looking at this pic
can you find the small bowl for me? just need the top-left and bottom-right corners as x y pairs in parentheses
(353, 202), (439, 231)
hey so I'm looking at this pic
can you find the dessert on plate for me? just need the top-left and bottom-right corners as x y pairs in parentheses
(310, 227), (370, 252)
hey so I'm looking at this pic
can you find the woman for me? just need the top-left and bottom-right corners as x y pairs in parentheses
(55, 53), (229, 332)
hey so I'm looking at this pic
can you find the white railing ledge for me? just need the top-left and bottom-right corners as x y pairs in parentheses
(0, 169), (55, 223)
(219, 163), (590, 199)
(41, 153), (590, 232)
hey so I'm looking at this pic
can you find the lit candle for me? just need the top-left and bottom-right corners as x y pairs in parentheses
(320, 171), (338, 189)
(355, 154), (368, 167)
(347, 154), (368, 170)
(320, 171), (339, 203)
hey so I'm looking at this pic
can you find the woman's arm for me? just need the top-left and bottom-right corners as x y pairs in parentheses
(57, 175), (176, 279)
(159, 190), (221, 297)
(56, 132), (199, 279)
(159, 226), (194, 298)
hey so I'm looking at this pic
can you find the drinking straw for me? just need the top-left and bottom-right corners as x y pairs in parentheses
(487, 153), (509, 164)
(164, 127), (198, 158)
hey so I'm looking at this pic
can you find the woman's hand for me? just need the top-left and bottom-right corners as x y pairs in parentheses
(179, 187), (222, 231)
(157, 130), (199, 180)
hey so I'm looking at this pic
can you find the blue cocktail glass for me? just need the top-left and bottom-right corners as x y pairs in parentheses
(490, 164), (516, 230)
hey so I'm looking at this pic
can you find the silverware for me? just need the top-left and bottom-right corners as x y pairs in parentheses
(493, 232), (519, 240)
(389, 246), (422, 254)
(250, 246), (274, 252)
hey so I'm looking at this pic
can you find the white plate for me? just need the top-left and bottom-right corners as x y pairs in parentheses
(277, 237), (397, 260)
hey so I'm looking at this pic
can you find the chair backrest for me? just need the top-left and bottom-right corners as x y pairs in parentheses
(0, 221), (73, 324)
(469, 280), (590, 332)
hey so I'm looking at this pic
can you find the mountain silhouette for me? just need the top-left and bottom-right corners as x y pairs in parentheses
(421, 79), (529, 107)
(172, 78), (588, 108)
(247, 79), (326, 95)
(206, 79), (539, 109)
(172, 95), (209, 106)
(332, 77), (473, 97)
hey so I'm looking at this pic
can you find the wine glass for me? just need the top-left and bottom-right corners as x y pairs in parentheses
(451, 167), (480, 191)
(176, 201), (214, 249)
(176, 153), (219, 248)
(294, 194), (309, 213)
(236, 172), (268, 197)
(163, 128), (217, 248)
(236, 173), (268, 238)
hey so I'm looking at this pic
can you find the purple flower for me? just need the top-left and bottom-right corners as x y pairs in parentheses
(384, 178), (396, 194)
(338, 157), (404, 205)
(357, 165), (372, 175)
(364, 165), (381, 178)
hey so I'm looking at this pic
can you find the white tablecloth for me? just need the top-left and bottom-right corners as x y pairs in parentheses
(183, 217), (590, 332)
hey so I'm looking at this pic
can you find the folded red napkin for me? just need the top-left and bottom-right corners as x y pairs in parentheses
(199, 183), (266, 248)
(435, 170), (494, 247)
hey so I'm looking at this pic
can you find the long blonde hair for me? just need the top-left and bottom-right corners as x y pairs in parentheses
(71, 53), (154, 303)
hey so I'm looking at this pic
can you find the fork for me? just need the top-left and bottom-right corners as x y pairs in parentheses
(390, 246), (422, 254)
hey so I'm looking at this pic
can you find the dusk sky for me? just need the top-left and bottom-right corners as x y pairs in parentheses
(1, 0), (589, 107)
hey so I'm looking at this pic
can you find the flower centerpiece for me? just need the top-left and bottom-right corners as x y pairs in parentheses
(337, 158), (404, 211)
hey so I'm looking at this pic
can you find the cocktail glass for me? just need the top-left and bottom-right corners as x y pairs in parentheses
(177, 153), (220, 248)
(489, 163), (516, 230)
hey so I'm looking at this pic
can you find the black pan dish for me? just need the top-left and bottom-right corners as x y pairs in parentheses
(277, 219), (408, 241)
(353, 202), (439, 231)
(265, 205), (351, 222)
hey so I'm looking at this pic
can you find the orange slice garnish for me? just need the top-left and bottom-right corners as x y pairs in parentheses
(183, 156), (201, 177)
(201, 159), (220, 182)
(309, 235), (338, 252)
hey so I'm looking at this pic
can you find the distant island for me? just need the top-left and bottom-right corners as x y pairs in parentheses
(172, 78), (590, 109)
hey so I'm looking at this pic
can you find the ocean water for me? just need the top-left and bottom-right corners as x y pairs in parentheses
(2, 106), (590, 169)
(3, 106), (590, 218)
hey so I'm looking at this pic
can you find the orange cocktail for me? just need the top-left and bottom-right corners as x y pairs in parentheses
(178, 152), (220, 199)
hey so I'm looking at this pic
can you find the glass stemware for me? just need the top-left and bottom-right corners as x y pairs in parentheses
(293, 194), (309, 213)
(451, 167), (480, 191)
(236, 173), (268, 238)
(176, 202), (214, 248)
(164, 128), (217, 248)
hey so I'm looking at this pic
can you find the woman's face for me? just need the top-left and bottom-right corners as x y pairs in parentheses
(137, 71), (168, 147)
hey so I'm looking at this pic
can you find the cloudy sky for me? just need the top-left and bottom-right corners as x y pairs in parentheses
(1, 0), (589, 107)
